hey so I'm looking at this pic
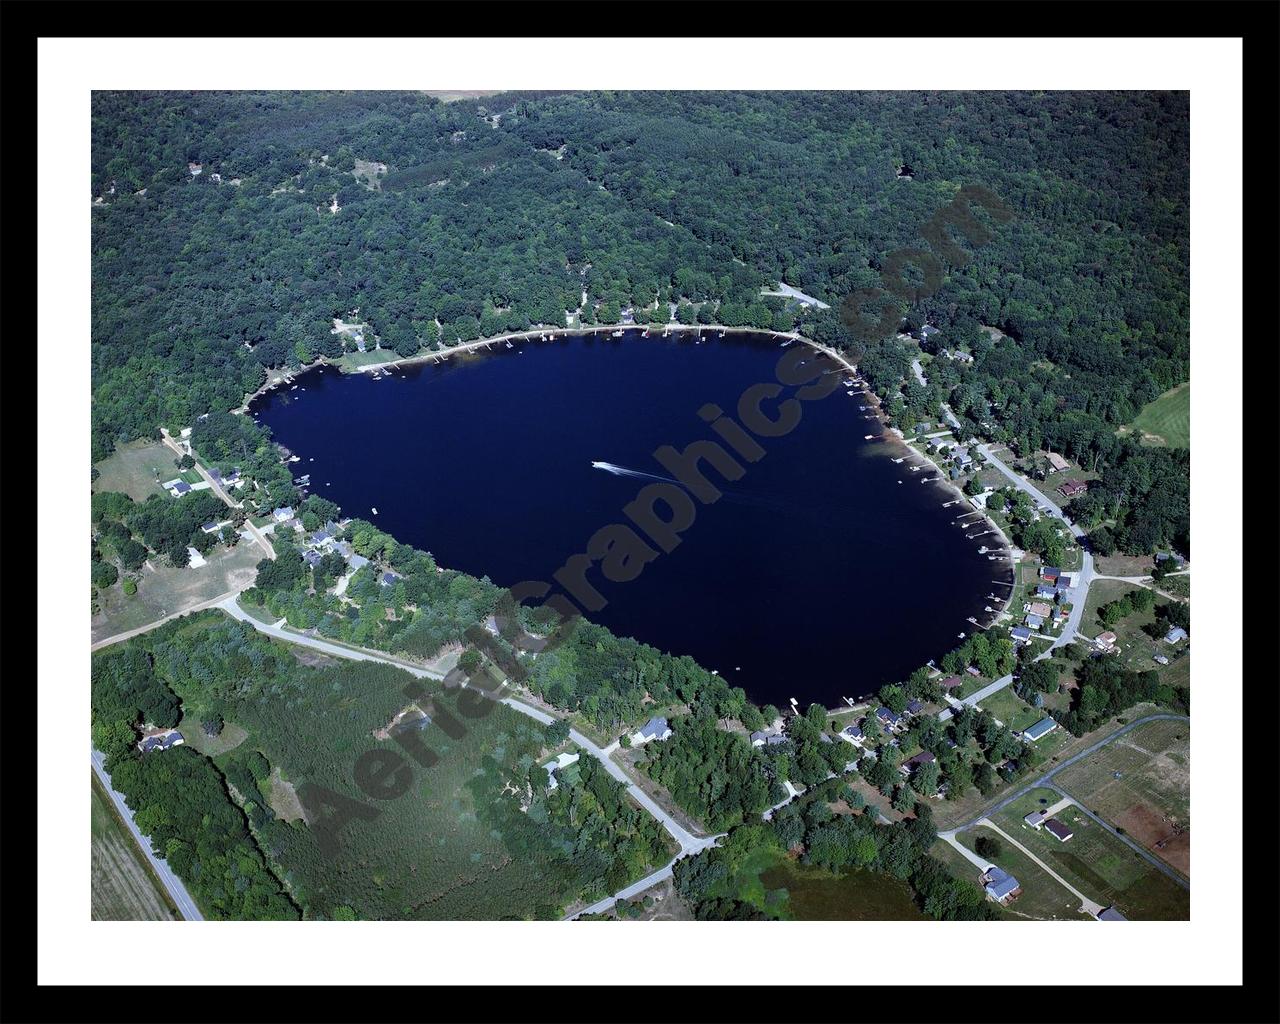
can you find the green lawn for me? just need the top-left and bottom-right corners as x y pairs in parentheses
(993, 804), (1188, 919)
(956, 826), (1093, 921)
(1127, 382), (1189, 448)
(92, 440), (178, 502)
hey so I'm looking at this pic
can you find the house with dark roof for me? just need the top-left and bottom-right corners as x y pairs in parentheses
(1058, 479), (1088, 499)
(940, 675), (963, 690)
(1022, 718), (1058, 742)
(137, 729), (185, 754)
(303, 550), (323, 568)
(900, 751), (936, 775)
(1043, 818), (1073, 842)
(272, 506), (295, 522)
(1098, 906), (1127, 921)
(874, 707), (901, 729)
(981, 866), (1022, 904)
(1035, 584), (1057, 600)
(380, 571), (401, 588)
(629, 716), (672, 746)
(1024, 613), (1045, 630)
(839, 724), (863, 744)
(905, 699), (925, 716)
(168, 480), (192, 496)
(752, 729), (787, 747)
(1040, 566), (1061, 582)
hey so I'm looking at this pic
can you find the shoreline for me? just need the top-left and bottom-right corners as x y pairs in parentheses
(235, 324), (808, 413)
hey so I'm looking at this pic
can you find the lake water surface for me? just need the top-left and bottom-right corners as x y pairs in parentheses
(251, 332), (1008, 708)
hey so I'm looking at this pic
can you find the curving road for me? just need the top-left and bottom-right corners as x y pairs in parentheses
(91, 750), (204, 921)
(216, 597), (717, 863)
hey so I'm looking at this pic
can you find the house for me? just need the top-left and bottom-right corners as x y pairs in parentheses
(940, 675), (963, 690)
(1164, 627), (1188, 644)
(1098, 906), (1127, 921)
(751, 730), (787, 747)
(543, 751), (580, 791)
(1034, 584), (1058, 600)
(303, 550), (323, 568)
(1095, 631), (1118, 651)
(1022, 718), (1058, 742)
(1040, 565), (1060, 582)
(272, 506), (295, 522)
(380, 571), (401, 588)
(1058, 479), (1088, 499)
(1024, 613), (1045, 630)
(1153, 654), (1170, 666)
(1024, 811), (1046, 829)
(953, 447), (973, 468)
(629, 716), (672, 746)
(1043, 818), (1073, 842)
(201, 521), (221, 534)
(905, 698), (925, 716)
(309, 530), (332, 546)
(138, 729), (185, 753)
(348, 553), (370, 570)
(334, 541), (354, 559)
(920, 324), (941, 341)
(185, 546), (207, 568)
(901, 751), (936, 775)
(1045, 452), (1070, 473)
(188, 161), (203, 175)
(981, 866), (1022, 904)
(1155, 552), (1185, 569)
(966, 665), (982, 677)
(838, 724), (863, 745)
(874, 707), (901, 729)
(163, 479), (192, 496)
(1057, 571), (1077, 588)
(1029, 602), (1054, 619)
(1011, 626), (1032, 643)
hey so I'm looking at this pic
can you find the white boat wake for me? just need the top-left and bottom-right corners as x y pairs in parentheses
(590, 461), (680, 485)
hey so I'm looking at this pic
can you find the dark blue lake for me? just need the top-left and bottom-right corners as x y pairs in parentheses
(250, 332), (1007, 708)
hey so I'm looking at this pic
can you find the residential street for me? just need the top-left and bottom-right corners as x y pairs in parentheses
(217, 597), (717, 859)
(90, 750), (203, 921)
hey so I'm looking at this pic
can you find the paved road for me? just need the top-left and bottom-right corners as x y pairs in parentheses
(943, 713), (1189, 835)
(933, 419), (1096, 721)
(91, 750), (204, 921)
(91, 589), (241, 651)
(160, 428), (275, 560)
(566, 862), (677, 920)
(218, 597), (715, 858)
(979, 816), (1104, 917)
(938, 713), (1191, 913)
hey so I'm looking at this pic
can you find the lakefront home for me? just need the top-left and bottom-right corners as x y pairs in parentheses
(629, 717), (672, 746)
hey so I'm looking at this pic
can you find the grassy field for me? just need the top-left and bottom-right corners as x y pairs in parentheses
(1079, 580), (1191, 688)
(956, 826), (1093, 921)
(91, 774), (179, 921)
(977, 688), (1042, 733)
(92, 440), (179, 501)
(91, 541), (262, 643)
(1126, 382), (1189, 448)
(1055, 719), (1190, 877)
(993, 803), (1188, 919)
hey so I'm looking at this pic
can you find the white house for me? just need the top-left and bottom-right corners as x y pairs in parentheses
(543, 751), (580, 791)
(629, 716), (672, 746)
(186, 546), (207, 568)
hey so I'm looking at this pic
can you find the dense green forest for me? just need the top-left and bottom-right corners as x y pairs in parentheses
(98, 613), (677, 919)
(92, 91), (1189, 558)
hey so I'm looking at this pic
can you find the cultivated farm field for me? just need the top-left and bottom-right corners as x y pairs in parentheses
(91, 774), (179, 921)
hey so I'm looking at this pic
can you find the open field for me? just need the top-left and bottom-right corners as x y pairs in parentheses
(1125, 382), (1189, 448)
(91, 773), (179, 921)
(956, 826), (1093, 921)
(994, 803), (1188, 919)
(1079, 580), (1191, 687)
(91, 541), (261, 643)
(92, 439), (178, 501)
(1055, 719), (1190, 876)
(176, 717), (248, 757)
(977, 688), (1041, 733)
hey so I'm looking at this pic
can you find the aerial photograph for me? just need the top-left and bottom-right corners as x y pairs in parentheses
(87, 88), (1191, 924)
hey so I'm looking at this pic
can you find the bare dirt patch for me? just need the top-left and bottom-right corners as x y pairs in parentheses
(1115, 803), (1189, 875)
(267, 767), (307, 823)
